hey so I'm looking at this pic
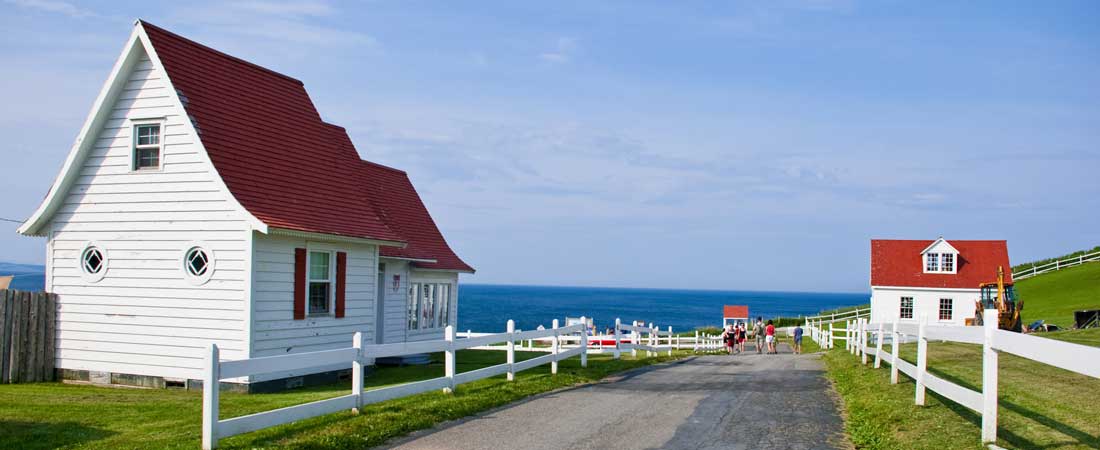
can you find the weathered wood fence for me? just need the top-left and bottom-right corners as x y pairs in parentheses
(0, 289), (57, 383)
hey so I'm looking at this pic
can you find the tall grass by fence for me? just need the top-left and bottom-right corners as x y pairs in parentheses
(0, 289), (56, 383)
(810, 311), (1100, 445)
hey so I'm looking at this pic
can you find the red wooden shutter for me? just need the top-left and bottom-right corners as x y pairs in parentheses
(335, 252), (347, 318)
(293, 248), (306, 320)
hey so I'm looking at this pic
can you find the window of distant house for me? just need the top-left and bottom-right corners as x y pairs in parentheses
(942, 253), (954, 272)
(133, 123), (162, 170)
(308, 251), (333, 315)
(925, 253), (939, 272)
(939, 298), (953, 321)
(900, 297), (914, 319)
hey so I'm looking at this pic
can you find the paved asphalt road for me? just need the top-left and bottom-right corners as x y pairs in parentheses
(384, 344), (850, 450)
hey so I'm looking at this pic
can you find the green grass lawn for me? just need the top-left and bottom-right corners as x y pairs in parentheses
(1015, 262), (1100, 327)
(824, 328), (1100, 449)
(0, 349), (688, 450)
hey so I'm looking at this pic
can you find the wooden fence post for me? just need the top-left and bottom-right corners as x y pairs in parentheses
(647, 323), (655, 357)
(631, 325), (638, 358)
(507, 319), (516, 381)
(861, 318), (869, 365)
(667, 326), (673, 356)
(847, 321), (853, 353)
(551, 319), (560, 374)
(693, 330), (699, 353)
(874, 322), (884, 369)
(0, 290), (8, 384)
(202, 344), (220, 450)
(828, 322), (835, 349)
(915, 314), (928, 406)
(444, 325), (455, 393)
(9, 292), (24, 383)
(613, 318), (622, 359)
(352, 332), (364, 414)
(890, 319), (900, 384)
(580, 316), (588, 368)
(45, 293), (56, 381)
(982, 308), (999, 444)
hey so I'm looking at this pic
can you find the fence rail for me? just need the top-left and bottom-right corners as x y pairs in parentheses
(0, 289), (56, 383)
(804, 307), (870, 325)
(202, 315), (758, 448)
(810, 311), (1100, 445)
(1012, 249), (1100, 280)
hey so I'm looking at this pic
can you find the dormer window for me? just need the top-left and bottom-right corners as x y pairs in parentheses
(133, 123), (162, 170)
(926, 253), (939, 272)
(921, 238), (959, 274)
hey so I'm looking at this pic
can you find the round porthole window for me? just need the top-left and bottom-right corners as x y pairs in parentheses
(181, 243), (215, 285)
(79, 242), (108, 282)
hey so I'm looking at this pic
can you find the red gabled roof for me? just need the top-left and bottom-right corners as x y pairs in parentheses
(141, 21), (472, 272)
(723, 305), (749, 318)
(870, 239), (1010, 289)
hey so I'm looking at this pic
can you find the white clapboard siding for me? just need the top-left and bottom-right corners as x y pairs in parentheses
(249, 234), (377, 382)
(380, 259), (409, 344)
(49, 49), (251, 380)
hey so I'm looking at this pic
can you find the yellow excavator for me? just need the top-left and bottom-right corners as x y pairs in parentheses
(970, 266), (1023, 332)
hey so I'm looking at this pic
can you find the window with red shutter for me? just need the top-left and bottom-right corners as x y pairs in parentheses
(335, 252), (347, 318)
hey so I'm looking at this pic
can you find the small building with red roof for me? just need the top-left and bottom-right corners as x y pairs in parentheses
(723, 305), (749, 327)
(870, 238), (1011, 326)
(17, 21), (473, 389)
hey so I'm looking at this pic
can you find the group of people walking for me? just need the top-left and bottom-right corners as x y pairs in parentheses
(720, 318), (805, 355)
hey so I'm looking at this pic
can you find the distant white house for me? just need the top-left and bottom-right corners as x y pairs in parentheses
(723, 305), (749, 327)
(870, 238), (1010, 327)
(17, 21), (473, 391)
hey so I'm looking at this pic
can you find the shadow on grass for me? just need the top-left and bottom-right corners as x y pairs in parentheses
(0, 421), (116, 450)
(906, 360), (1099, 449)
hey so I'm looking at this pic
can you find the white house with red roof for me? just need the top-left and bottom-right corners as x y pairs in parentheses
(870, 238), (1011, 326)
(722, 305), (749, 327)
(17, 21), (473, 390)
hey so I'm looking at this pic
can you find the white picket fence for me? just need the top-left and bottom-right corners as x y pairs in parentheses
(201, 316), (720, 449)
(805, 307), (871, 350)
(812, 310), (1100, 446)
(1011, 249), (1100, 280)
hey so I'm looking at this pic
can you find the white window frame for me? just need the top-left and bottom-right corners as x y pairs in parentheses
(407, 282), (420, 330)
(131, 118), (166, 171)
(941, 253), (956, 273)
(406, 281), (452, 330)
(899, 296), (914, 320)
(78, 241), (108, 283)
(925, 253), (939, 272)
(939, 298), (953, 321)
(307, 250), (336, 316)
(181, 241), (215, 286)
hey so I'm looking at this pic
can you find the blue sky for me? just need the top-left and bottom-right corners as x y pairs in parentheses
(1, 0), (1098, 292)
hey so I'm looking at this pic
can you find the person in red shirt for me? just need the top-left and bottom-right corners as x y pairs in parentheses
(765, 320), (777, 354)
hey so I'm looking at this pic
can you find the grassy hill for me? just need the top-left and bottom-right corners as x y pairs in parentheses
(1015, 261), (1100, 327)
(1012, 246), (1100, 273)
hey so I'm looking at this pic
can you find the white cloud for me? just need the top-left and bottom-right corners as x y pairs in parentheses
(539, 36), (577, 64)
(4, 0), (95, 18)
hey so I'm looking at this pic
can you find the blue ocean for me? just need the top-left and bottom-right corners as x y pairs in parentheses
(456, 284), (866, 332)
(1, 268), (866, 332)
